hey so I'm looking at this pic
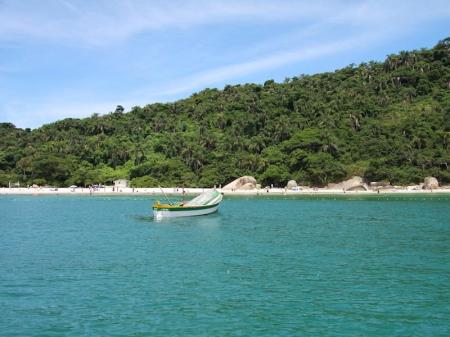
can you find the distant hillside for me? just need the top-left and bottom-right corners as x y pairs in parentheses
(1, 38), (449, 187)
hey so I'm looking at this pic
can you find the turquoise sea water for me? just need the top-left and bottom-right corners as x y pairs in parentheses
(1, 194), (449, 336)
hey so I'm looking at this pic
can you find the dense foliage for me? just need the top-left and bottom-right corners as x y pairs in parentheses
(1, 39), (449, 187)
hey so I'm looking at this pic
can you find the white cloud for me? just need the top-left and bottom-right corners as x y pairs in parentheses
(0, 0), (350, 46)
(1, 0), (447, 48)
(132, 0), (450, 98)
(138, 33), (377, 98)
(0, 0), (448, 47)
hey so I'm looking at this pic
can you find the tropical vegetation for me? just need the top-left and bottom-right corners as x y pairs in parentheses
(1, 38), (449, 187)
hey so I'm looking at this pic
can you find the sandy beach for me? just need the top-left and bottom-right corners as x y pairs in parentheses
(1, 186), (450, 196)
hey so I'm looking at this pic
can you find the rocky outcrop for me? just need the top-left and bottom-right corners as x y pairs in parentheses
(240, 182), (256, 190)
(286, 180), (298, 189)
(423, 176), (439, 189)
(328, 176), (369, 191)
(369, 181), (393, 190)
(370, 181), (390, 188)
(222, 176), (257, 190)
(346, 185), (368, 191)
(406, 184), (423, 191)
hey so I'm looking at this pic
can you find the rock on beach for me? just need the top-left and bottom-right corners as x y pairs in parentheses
(222, 176), (257, 190)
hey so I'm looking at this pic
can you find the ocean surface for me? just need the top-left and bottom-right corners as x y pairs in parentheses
(1, 194), (449, 336)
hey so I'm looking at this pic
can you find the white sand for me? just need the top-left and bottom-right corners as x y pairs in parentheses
(1, 186), (449, 196)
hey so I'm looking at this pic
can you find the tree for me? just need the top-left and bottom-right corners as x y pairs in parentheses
(114, 105), (125, 114)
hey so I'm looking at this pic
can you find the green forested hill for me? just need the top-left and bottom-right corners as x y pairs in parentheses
(1, 38), (449, 187)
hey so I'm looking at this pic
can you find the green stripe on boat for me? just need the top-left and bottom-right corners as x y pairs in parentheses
(153, 203), (219, 211)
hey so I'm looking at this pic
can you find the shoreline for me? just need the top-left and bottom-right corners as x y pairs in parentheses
(1, 186), (450, 196)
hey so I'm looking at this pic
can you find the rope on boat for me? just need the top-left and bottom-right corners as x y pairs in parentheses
(159, 186), (173, 205)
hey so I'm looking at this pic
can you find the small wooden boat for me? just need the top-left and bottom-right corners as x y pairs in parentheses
(153, 189), (223, 220)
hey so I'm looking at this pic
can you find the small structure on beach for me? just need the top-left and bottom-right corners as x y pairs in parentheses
(114, 179), (130, 188)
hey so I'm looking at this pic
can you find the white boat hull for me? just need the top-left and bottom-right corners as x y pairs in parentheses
(153, 204), (219, 220)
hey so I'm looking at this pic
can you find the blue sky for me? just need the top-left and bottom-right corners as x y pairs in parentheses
(0, 0), (449, 128)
